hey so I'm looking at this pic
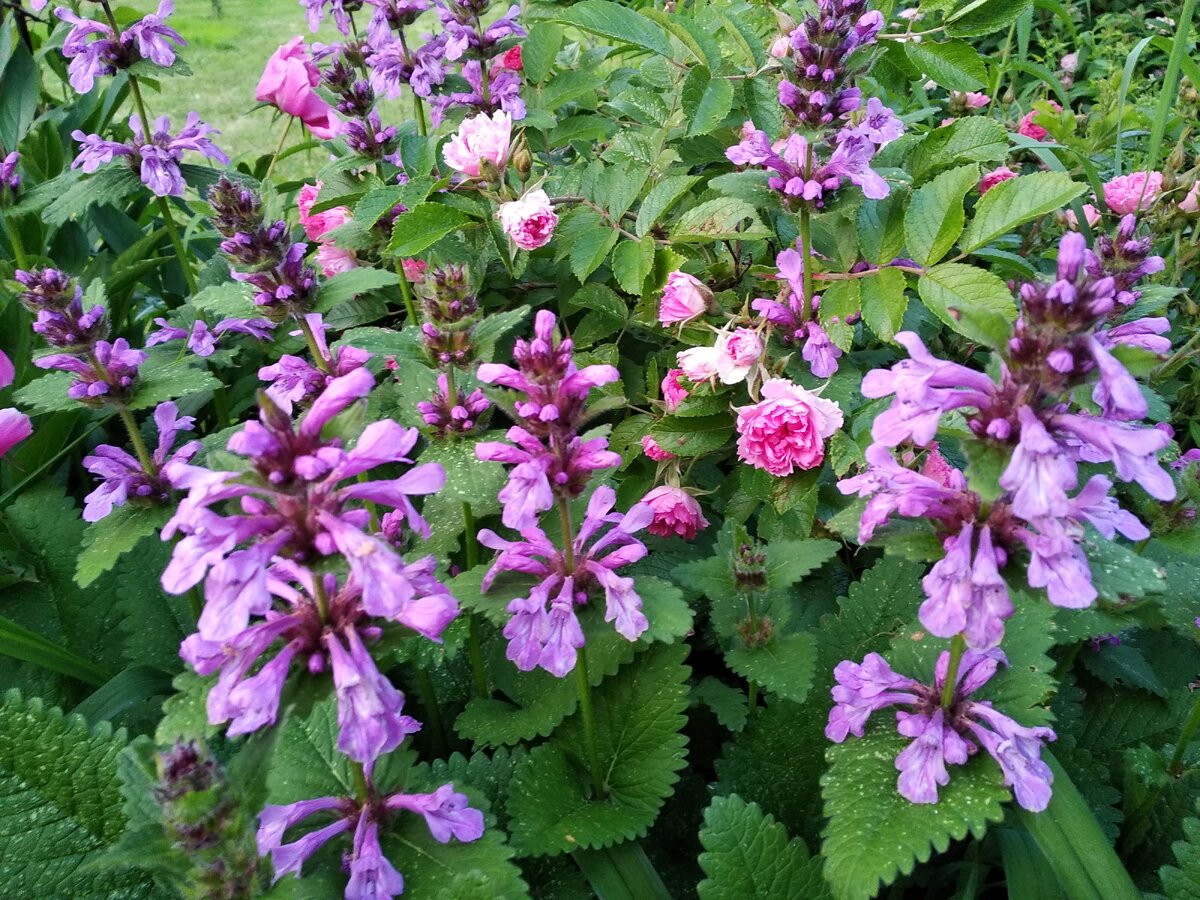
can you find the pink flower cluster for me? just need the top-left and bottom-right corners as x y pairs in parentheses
(297, 182), (359, 277)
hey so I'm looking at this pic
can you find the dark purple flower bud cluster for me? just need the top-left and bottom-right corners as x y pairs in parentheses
(257, 782), (483, 896)
(72, 112), (228, 198)
(15, 268), (148, 404)
(417, 263), (479, 367)
(839, 228), (1170, 651)
(153, 740), (263, 897)
(54, 0), (185, 94)
(828, 649), (1056, 812)
(474, 311), (652, 675)
(208, 176), (318, 321)
(1088, 213), (1168, 308)
(259, 314), (371, 412)
(163, 369), (459, 768)
(779, 0), (883, 128)
(417, 373), (491, 437)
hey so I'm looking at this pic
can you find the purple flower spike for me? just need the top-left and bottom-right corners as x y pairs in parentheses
(828, 648), (1056, 811)
(346, 810), (406, 899)
(72, 112), (228, 197)
(386, 783), (486, 843)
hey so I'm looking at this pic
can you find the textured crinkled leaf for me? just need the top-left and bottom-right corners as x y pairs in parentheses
(312, 267), (399, 312)
(821, 730), (1008, 900)
(907, 118), (1010, 180)
(918, 262), (1016, 349)
(903, 164), (977, 266)
(903, 39), (987, 91)
(1085, 533), (1166, 602)
(611, 236), (656, 294)
(419, 438), (506, 557)
(692, 677), (748, 732)
(129, 364), (222, 410)
(636, 576), (693, 645)
(12, 371), (79, 413)
(1160, 802), (1200, 899)
(682, 67), (734, 137)
(533, 0), (675, 58)
(650, 412), (733, 457)
(155, 671), (218, 744)
(960, 171), (1085, 252)
(387, 203), (474, 256)
(75, 505), (170, 588)
(698, 794), (831, 900)
(116, 540), (191, 673)
(726, 633), (816, 703)
(671, 198), (771, 243)
(507, 643), (690, 854)
(635, 176), (701, 237)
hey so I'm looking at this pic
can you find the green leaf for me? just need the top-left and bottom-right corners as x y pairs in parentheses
(946, 0), (1034, 37)
(858, 190), (909, 266)
(522, 23), (563, 83)
(650, 413), (733, 457)
(535, 0), (675, 59)
(819, 281), (861, 334)
(918, 262), (1016, 348)
(0, 616), (110, 685)
(726, 633), (816, 703)
(1080, 642), (1168, 697)
(41, 167), (143, 229)
(70, 667), (173, 725)
(507, 643), (691, 855)
(0, 41), (37, 150)
(907, 118), (1010, 180)
(1015, 752), (1141, 900)
(129, 365), (221, 410)
(817, 556), (927, 675)
(860, 268), (909, 342)
(743, 77), (783, 136)
(635, 176), (701, 237)
(904, 164), (978, 267)
(1161, 802), (1200, 900)
(1084, 534), (1167, 602)
(13, 372), (80, 413)
(387, 204), (474, 257)
(671, 198), (771, 243)
(697, 794), (831, 900)
(0, 690), (155, 897)
(692, 678), (748, 732)
(323, 295), (389, 330)
(822, 730), (1009, 900)
(682, 67), (734, 137)
(996, 829), (1067, 900)
(904, 40), (987, 90)
(961, 172), (1085, 253)
(312, 267), (399, 312)
(418, 438), (506, 558)
(75, 505), (170, 589)
(189, 281), (257, 318)
(611, 236), (657, 295)
(637, 576), (694, 646)
(570, 215), (621, 281)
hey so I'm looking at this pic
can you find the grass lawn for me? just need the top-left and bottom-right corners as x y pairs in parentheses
(125, 0), (344, 177)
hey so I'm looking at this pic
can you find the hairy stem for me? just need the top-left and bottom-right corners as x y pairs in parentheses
(298, 315), (332, 373)
(264, 115), (294, 182)
(575, 645), (606, 797)
(940, 634), (966, 710)
(462, 502), (489, 698)
(117, 406), (157, 476)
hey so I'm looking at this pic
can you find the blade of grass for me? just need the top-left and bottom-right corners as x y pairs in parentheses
(1113, 36), (1155, 176)
(1143, 0), (1197, 176)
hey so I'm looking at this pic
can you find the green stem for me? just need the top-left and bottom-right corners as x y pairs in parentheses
(413, 667), (450, 758)
(1143, 0), (1197, 176)
(799, 205), (814, 323)
(213, 385), (231, 430)
(156, 195), (197, 296)
(117, 406), (157, 476)
(186, 585), (203, 625)
(462, 501), (488, 698)
(413, 94), (429, 138)
(298, 315), (332, 373)
(312, 570), (331, 622)
(3, 214), (28, 269)
(940, 634), (966, 710)
(558, 497), (575, 573)
(264, 115), (294, 181)
(398, 262), (420, 326)
(575, 644), (606, 797)
(351, 759), (369, 804)
(1123, 690), (1200, 852)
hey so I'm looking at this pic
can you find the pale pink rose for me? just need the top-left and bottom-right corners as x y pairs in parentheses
(898, 7), (923, 19)
(402, 258), (428, 282)
(255, 37), (339, 140)
(677, 346), (721, 382)
(659, 271), (711, 325)
(498, 189), (558, 250)
(443, 110), (512, 177)
(1060, 53), (1077, 74)
(1065, 203), (1102, 230)
(661, 369), (688, 412)
(718, 327), (763, 383)
(0, 350), (31, 457)
(1104, 170), (1164, 215)
(963, 91), (991, 109)
(315, 241), (359, 277)
(735, 378), (843, 476)
(1180, 181), (1200, 215)
(1017, 100), (1062, 140)
(642, 434), (676, 461)
(642, 485), (709, 539)
(297, 182), (353, 241)
(979, 165), (1017, 195)
(769, 35), (791, 58)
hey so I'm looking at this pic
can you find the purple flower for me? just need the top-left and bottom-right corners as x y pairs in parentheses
(417, 373), (491, 437)
(303, 0), (353, 34)
(919, 523), (1012, 649)
(386, 783), (485, 842)
(999, 406), (1076, 520)
(72, 112), (228, 197)
(780, 0), (881, 127)
(1052, 413), (1174, 501)
(124, 0), (185, 68)
(838, 97), (905, 147)
(0, 151), (20, 195)
(259, 314), (371, 411)
(477, 485), (652, 676)
(231, 242), (319, 317)
(55, 2), (184, 93)
(828, 647), (1056, 811)
(35, 337), (145, 403)
(346, 810), (407, 898)
(82, 401), (200, 521)
(1020, 517), (1096, 608)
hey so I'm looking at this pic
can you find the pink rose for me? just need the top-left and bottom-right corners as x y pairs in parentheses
(1016, 100), (1062, 141)
(722, 327), (763, 370)
(315, 241), (359, 277)
(443, 110), (512, 177)
(677, 328), (763, 385)
(979, 165), (1017, 195)
(642, 485), (709, 539)
(735, 378), (844, 476)
(1180, 181), (1200, 215)
(402, 258), (428, 282)
(499, 45), (523, 70)
(642, 434), (676, 461)
(0, 350), (31, 458)
(769, 35), (791, 58)
(1060, 53), (1077, 74)
(963, 91), (991, 109)
(1103, 170), (1164, 215)
(661, 369), (688, 412)
(256, 37), (339, 140)
(297, 182), (353, 241)
(659, 271), (711, 325)
(498, 189), (558, 250)
(1065, 202), (1101, 230)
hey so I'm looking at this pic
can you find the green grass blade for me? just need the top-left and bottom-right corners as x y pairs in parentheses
(1143, 0), (1198, 175)
(0, 615), (110, 685)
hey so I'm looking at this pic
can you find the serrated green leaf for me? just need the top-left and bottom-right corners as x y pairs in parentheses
(534, 0), (675, 58)
(858, 190), (909, 266)
(635, 176), (700, 237)
(388, 203), (474, 257)
(650, 412), (733, 457)
(312, 267), (399, 312)
(75, 505), (170, 588)
(12, 371), (79, 413)
(129, 365), (221, 410)
(904, 40), (987, 90)
(860, 267), (909, 342)
(522, 23), (563, 83)
(189, 281), (257, 318)
(414, 436), (505, 558)
(637, 576), (693, 645)
(946, 0), (1033, 36)
(1081, 642), (1168, 697)
(819, 280), (861, 333)
(692, 678), (748, 732)
(817, 556), (927, 676)
(611, 237), (657, 295)
(41, 166), (143, 228)
(726, 633), (816, 703)
(671, 198), (770, 243)
(698, 794), (831, 900)
(1161, 802), (1200, 899)
(908, 118), (1010, 180)
(822, 730), (1008, 900)
(918, 262), (1016, 348)
(682, 67), (734, 137)
(743, 77), (783, 136)
(904, 164), (978, 266)
(960, 172), (1085, 253)
(507, 643), (691, 855)
(1084, 534), (1166, 602)
(569, 215), (621, 281)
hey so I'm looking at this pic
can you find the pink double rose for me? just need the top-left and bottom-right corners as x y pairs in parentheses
(0, 350), (32, 458)
(642, 485), (709, 539)
(298, 182), (359, 277)
(256, 37), (338, 140)
(735, 378), (844, 476)
(676, 327), (763, 386)
(498, 189), (558, 250)
(444, 111), (512, 178)
(658, 271), (712, 325)
(1103, 170), (1163, 215)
